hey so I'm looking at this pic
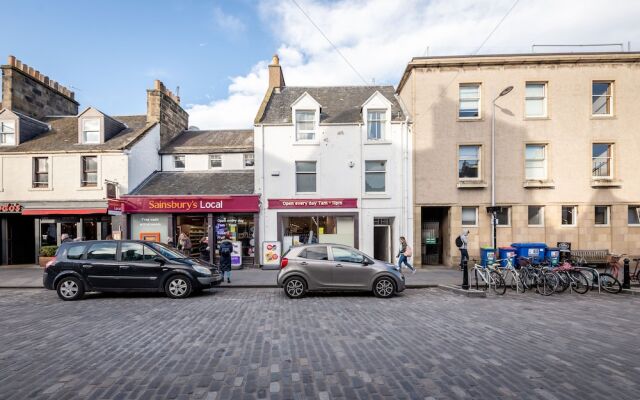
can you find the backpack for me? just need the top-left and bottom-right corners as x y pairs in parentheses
(404, 246), (412, 257)
(455, 235), (463, 248)
(220, 242), (232, 255)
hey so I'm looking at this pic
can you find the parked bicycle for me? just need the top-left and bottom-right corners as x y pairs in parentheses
(470, 259), (506, 295)
(573, 255), (622, 294)
(517, 257), (558, 296)
(550, 260), (589, 294)
(492, 257), (525, 293)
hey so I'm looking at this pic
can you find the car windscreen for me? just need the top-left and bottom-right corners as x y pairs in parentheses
(148, 242), (187, 260)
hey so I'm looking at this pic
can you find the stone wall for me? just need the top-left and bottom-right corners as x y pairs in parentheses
(146, 80), (188, 146)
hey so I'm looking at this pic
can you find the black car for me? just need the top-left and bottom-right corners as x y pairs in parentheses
(43, 240), (223, 300)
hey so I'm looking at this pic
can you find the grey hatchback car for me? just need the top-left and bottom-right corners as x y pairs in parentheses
(277, 244), (405, 298)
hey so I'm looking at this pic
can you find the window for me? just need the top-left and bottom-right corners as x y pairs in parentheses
(525, 83), (547, 117)
(495, 207), (510, 226)
(209, 154), (222, 168)
(244, 153), (254, 167)
(173, 155), (185, 169)
(367, 110), (386, 140)
(525, 144), (547, 180)
(295, 161), (316, 192)
(86, 242), (117, 260)
(331, 247), (364, 264)
(0, 120), (15, 145)
(82, 119), (100, 144)
(459, 84), (480, 118)
(628, 206), (640, 226)
(562, 206), (577, 226)
(81, 156), (98, 187)
(299, 246), (328, 261)
(33, 157), (48, 188)
(595, 206), (610, 226)
(120, 242), (159, 262)
(592, 81), (613, 116)
(66, 244), (86, 260)
(365, 160), (386, 192)
(592, 143), (613, 178)
(458, 145), (480, 179)
(528, 206), (544, 226)
(461, 207), (478, 226)
(295, 110), (315, 141)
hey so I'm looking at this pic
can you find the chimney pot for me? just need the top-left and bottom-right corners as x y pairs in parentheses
(271, 54), (280, 65)
(7, 55), (16, 66)
(43, 76), (49, 85)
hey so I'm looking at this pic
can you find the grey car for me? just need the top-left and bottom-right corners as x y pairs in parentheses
(276, 244), (406, 298)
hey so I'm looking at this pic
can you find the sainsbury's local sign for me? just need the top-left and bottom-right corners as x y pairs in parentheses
(117, 196), (260, 213)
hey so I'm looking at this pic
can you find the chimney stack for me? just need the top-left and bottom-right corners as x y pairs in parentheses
(1, 55), (78, 119)
(147, 79), (189, 146)
(268, 54), (285, 92)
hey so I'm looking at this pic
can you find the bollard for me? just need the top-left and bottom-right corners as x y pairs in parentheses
(623, 258), (630, 289)
(462, 259), (469, 290)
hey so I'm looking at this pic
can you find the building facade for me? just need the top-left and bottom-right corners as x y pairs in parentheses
(254, 56), (413, 265)
(397, 52), (640, 266)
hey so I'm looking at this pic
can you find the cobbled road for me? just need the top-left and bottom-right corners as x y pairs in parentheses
(0, 288), (639, 400)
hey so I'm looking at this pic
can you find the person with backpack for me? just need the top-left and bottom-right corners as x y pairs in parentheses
(456, 230), (470, 270)
(219, 233), (234, 283)
(178, 232), (192, 256)
(396, 236), (415, 274)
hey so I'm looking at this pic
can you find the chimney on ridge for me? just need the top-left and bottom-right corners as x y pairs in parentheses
(268, 54), (285, 92)
(147, 79), (189, 146)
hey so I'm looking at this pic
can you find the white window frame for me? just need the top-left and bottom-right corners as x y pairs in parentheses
(461, 206), (478, 227)
(81, 156), (98, 187)
(525, 82), (547, 118)
(32, 157), (49, 189)
(592, 81), (613, 117)
(0, 120), (16, 145)
(458, 83), (481, 119)
(295, 161), (317, 193)
(81, 118), (101, 144)
(366, 110), (386, 141)
(594, 205), (610, 226)
(592, 143), (613, 179)
(173, 155), (185, 169)
(527, 205), (545, 227)
(628, 205), (640, 226)
(364, 160), (387, 193)
(209, 154), (222, 169)
(295, 110), (316, 141)
(243, 153), (254, 168)
(525, 144), (547, 181)
(561, 205), (577, 227)
(458, 145), (481, 181)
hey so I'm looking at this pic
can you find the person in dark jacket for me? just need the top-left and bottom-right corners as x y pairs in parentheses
(219, 233), (234, 283)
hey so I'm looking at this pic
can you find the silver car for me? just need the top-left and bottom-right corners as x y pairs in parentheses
(277, 244), (406, 299)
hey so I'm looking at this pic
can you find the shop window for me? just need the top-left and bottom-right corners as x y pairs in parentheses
(214, 214), (256, 259)
(40, 221), (57, 246)
(461, 207), (478, 226)
(86, 242), (117, 260)
(459, 84), (481, 119)
(562, 206), (577, 226)
(282, 215), (354, 252)
(592, 143), (613, 179)
(295, 161), (316, 193)
(81, 156), (98, 187)
(365, 160), (386, 192)
(458, 145), (480, 180)
(367, 110), (386, 140)
(528, 206), (544, 226)
(209, 154), (222, 169)
(592, 81), (613, 116)
(295, 110), (316, 141)
(173, 155), (185, 169)
(525, 144), (547, 180)
(331, 247), (364, 263)
(0, 120), (16, 145)
(628, 206), (640, 226)
(244, 153), (254, 167)
(595, 205), (610, 226)
(81, 118), (101, 144)
(33, 157), (48, 188)
(299, 246), (329, 260)
(121, 242), (159, 262)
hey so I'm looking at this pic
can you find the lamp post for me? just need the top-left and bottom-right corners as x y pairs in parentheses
(491, 86), (513, 251)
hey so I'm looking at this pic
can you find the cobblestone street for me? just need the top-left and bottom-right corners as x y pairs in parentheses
(1, 288), (639, 400)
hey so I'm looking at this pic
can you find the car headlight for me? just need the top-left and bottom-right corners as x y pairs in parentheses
(192, 265), (212, 275)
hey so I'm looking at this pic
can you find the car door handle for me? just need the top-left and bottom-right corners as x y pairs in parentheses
(119, 265), (130, 269)
(300, 261), (308, 266)
(82, 264), (93, 268)
(336, 264), (343, 267)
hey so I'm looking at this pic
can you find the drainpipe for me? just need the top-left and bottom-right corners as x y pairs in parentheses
(358, 122), (364, 250)
(260, 124), (266, 261)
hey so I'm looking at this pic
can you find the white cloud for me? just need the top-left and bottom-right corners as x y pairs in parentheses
(213, 6), (245, 33)
(188, 0), (640, 129)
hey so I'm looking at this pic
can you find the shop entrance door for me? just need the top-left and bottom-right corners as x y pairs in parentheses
(373, 218), (392, 262)
(6, 216), (35, 265)
(421, 207), (449, 266)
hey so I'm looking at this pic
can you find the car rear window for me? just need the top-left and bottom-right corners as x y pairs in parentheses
(299, 246), (328, 260)
(86, 242), (117, 261)
(66, 244), (86, 260)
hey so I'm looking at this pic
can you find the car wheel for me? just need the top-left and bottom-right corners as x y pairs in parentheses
(284, 277), (307, 299)
(165, 275), (193, 299)
(56, 276), (85, 301)
(373, 277), (395, 298)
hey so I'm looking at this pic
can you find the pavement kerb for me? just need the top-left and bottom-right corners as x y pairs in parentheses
(437, 284), (487, 298)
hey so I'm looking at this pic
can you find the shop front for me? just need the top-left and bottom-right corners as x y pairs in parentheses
(118, 195), (260, 268)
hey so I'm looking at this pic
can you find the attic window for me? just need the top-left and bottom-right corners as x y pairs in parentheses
(82, 119), (100, 144)
(0, 121), (16, 145)
(295, 110), (316, 141)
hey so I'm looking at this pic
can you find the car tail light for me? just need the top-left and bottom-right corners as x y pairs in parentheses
(280, 258), (288, 269)
(45, 257), (56, 270)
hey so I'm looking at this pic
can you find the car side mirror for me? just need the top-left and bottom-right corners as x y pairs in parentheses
(362, 258), (372, 265)
(154, 256), (165, 265)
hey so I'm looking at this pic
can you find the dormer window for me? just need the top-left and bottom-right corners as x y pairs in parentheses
(0, 120), (16, 145)
(82, 119), (100, 144)
(295, 110), (316, 141)
(367, 110), (386, 140)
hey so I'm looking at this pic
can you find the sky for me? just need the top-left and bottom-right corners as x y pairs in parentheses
(2, 0), (640, 129)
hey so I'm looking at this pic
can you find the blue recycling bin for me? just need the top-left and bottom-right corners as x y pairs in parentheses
(546, 247), (560, 266)
(480, 247), (496, 267)
(498, 247), (516, 267)
(511, 243), (547, 264)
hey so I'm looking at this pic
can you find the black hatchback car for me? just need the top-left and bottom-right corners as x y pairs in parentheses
(43, 240), (222, 300)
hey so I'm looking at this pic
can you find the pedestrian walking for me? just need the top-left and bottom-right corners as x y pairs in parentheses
(219, 233), (234, 283)
(178, 232), (192, 256)
(397, 236), (415, 274)
(60, 233), (73, 243)
(456, 229), (470, 270)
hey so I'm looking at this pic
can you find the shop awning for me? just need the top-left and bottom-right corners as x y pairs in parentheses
(22, 208), (107, 216)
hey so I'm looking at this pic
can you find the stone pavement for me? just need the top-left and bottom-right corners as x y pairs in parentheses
(1, 288), (639, 399)
(0, 265), (461, 289)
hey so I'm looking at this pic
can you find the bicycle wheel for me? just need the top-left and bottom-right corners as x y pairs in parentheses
(555, 271), (570, 293)
(569, 270), (589, 294)
(537, 272), (558, 296)
(489, 270), (506, 295)
(599, 273), (622, 294)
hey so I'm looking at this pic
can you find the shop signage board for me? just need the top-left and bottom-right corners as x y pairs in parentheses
(262, 241), (281, 268)
(118, 195), (260, 213)
(232, 241), (242, 267)
(268, 198), (358, 209)
(0, 203), (24, 213)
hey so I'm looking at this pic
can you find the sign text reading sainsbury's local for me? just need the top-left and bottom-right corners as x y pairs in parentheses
(118, 196), (260, 213)
(268, 198), (358, 209)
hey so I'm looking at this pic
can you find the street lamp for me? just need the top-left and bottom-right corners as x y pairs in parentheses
(491, 86), (513, 251)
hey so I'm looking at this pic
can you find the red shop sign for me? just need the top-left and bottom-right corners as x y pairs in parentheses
(268, 198), (358, 209)
(0, 202), (24, 213)
(119, 195), (260, 213)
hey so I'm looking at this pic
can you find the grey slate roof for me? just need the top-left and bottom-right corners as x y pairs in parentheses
(258, 86), (404, 124)
(0, 114), (156, 153)
(160, 129), (253, 154)
(130, 171), (254, 196)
